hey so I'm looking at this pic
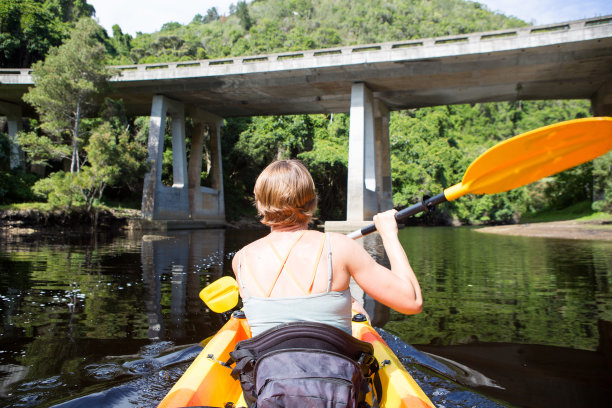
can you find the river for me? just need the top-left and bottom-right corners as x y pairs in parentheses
(0, 226), (611, 407)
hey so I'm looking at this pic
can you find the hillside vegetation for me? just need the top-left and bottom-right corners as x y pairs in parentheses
(1, 0), (608, 224)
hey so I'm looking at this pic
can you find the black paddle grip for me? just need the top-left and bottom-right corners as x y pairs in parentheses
(357, 193), (448, 238)
(395, 192), (447, 223)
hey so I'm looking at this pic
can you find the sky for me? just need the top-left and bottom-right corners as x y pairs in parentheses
(87, 0), (612, 37)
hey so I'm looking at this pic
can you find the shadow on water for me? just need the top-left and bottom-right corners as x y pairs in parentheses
(1, 226), (612, 407)
(48, 342), (205, 408)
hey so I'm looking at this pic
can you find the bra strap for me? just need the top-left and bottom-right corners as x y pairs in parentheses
(306, 234), (327, 294)
(265, 230), (306, 297)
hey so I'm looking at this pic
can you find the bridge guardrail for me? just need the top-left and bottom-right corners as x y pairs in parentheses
(1, 15), (610, 83)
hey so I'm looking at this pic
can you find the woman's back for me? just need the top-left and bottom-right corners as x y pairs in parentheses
(237, 230), (350, 298)
(235, 230), (353, 336)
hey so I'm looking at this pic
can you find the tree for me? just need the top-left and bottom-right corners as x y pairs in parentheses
(75, 122), (148, 211)
(236, 1), (254, 31)
(31, 121), (148, 212)
(23, 17), (112, 173)
(0, 0), (95, 68)
(204, 7), (219, 24)
(0, 0), (64, 67)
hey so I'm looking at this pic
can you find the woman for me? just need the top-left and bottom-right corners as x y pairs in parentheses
(231, 159), (422, 337)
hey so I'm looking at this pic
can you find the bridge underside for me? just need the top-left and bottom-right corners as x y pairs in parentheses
(107, 37), (612, 119)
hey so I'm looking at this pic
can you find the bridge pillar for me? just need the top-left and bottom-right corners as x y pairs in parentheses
(592, 82), (612, 116)
(141, 95), (190, 220)
(346, 83), (393, 222)
(374, 100), (393, 213)
(187, 109), (225, 222)
(0, 102), (24, 170)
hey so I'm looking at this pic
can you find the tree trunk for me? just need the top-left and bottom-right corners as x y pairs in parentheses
(71, 101), (81, 173)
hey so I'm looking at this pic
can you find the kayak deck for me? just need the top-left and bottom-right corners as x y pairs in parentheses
(158, 313), (435, 408)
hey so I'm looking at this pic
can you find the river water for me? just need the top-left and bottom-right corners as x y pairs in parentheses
(0, 226), (611, 407)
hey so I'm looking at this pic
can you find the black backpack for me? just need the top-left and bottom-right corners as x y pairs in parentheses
(229, 318), (381, 408)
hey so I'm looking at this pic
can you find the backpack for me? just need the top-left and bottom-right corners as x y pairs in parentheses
(229, 319), (380, 408)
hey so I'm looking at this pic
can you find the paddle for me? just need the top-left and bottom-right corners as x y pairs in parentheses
(199, 275), (239, 313)
(349, 116), (612, 238)
(200, 116), (612, 312)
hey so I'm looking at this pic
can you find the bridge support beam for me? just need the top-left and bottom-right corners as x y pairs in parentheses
(142, 95), (190, 221)
(141, 95), (226, 227)
(187, 108), (225, 221)
(0, 102), (24, 170)
(346, 83), (393, 222)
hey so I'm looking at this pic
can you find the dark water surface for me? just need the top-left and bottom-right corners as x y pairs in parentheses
(0, 227), (611, 407)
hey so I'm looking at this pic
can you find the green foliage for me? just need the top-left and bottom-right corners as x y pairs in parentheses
(0, 0), (93, 68)
(0, 131), (38, 204)
(592, 152), (612, 212)
(0, 170), (38, 204)
(17, 128), (72, 167)
(23, 17), (112, 172)
(31, 121), (148, 211)
(0, 131), (9, 170)
(222, 97), (596, 223)
(120, 0), (525, 65)
(236, 1), (254, 31)
(103, 24), (133, 65)
(32, 170), (82, 208)
(298, 114), (349, 220)
(387, 100), (595, 224)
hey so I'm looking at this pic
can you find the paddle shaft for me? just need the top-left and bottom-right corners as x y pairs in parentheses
(347, 192), (448, 239)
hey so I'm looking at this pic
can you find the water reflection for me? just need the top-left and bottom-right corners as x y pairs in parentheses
(1, 226), (611, 407)
(140, 230), (226, 341)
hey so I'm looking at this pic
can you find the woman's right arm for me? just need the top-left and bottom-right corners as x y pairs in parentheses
(336, 210), (423, 314)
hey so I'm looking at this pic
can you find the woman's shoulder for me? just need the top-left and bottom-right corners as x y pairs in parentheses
(326, 231), (366, 254)
(326, 231), (359, 244)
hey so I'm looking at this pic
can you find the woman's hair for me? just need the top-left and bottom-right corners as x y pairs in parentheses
(254, 160), (317, 227)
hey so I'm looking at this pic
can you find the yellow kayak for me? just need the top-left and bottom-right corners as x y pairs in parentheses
(157, 312), (435, 408)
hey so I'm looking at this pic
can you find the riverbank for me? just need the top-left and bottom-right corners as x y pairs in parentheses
(0, 207), (141, 233)
(2, 205), (611, 241)
(0, 206), (266, 235)
(475, 219), (612, 241)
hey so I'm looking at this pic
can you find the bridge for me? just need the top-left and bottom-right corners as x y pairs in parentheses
(1, 16), (611, 229)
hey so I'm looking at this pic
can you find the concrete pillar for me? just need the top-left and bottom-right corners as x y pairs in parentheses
(374, 100), (393, 212)
(0, 102), (24, 170)
(141, 95), (190, 220)
(347, 83), (393, 221)
(188, 109), (225, 221)
(592, 82), (612, 116)
(188, 120), (205, 194)
(347, 83), (378, 221)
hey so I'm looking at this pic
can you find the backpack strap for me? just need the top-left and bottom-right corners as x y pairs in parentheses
(229, 348), (256, 380)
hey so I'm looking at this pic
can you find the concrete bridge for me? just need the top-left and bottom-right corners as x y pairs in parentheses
(1, 15), (611, 228)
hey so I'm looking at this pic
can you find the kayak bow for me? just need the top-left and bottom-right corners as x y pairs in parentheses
(157, 312), (435, 408)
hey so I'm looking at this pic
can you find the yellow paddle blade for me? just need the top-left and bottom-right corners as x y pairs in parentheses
(199, 276), (239, 313)
(444, 117), (612, 201)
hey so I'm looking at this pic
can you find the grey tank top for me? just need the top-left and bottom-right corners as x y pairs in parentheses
(238, 232), (352, 337)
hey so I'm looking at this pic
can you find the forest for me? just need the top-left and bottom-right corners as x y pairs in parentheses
(1, 0), (610, 224)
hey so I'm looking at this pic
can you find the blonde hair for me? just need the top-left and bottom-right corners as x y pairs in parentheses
(254, 160), (317, 227)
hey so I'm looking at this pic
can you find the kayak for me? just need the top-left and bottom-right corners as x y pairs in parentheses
(157, 311), (435, 408)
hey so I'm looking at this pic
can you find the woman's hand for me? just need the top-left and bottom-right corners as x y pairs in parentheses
(373, 209), (399, 240)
